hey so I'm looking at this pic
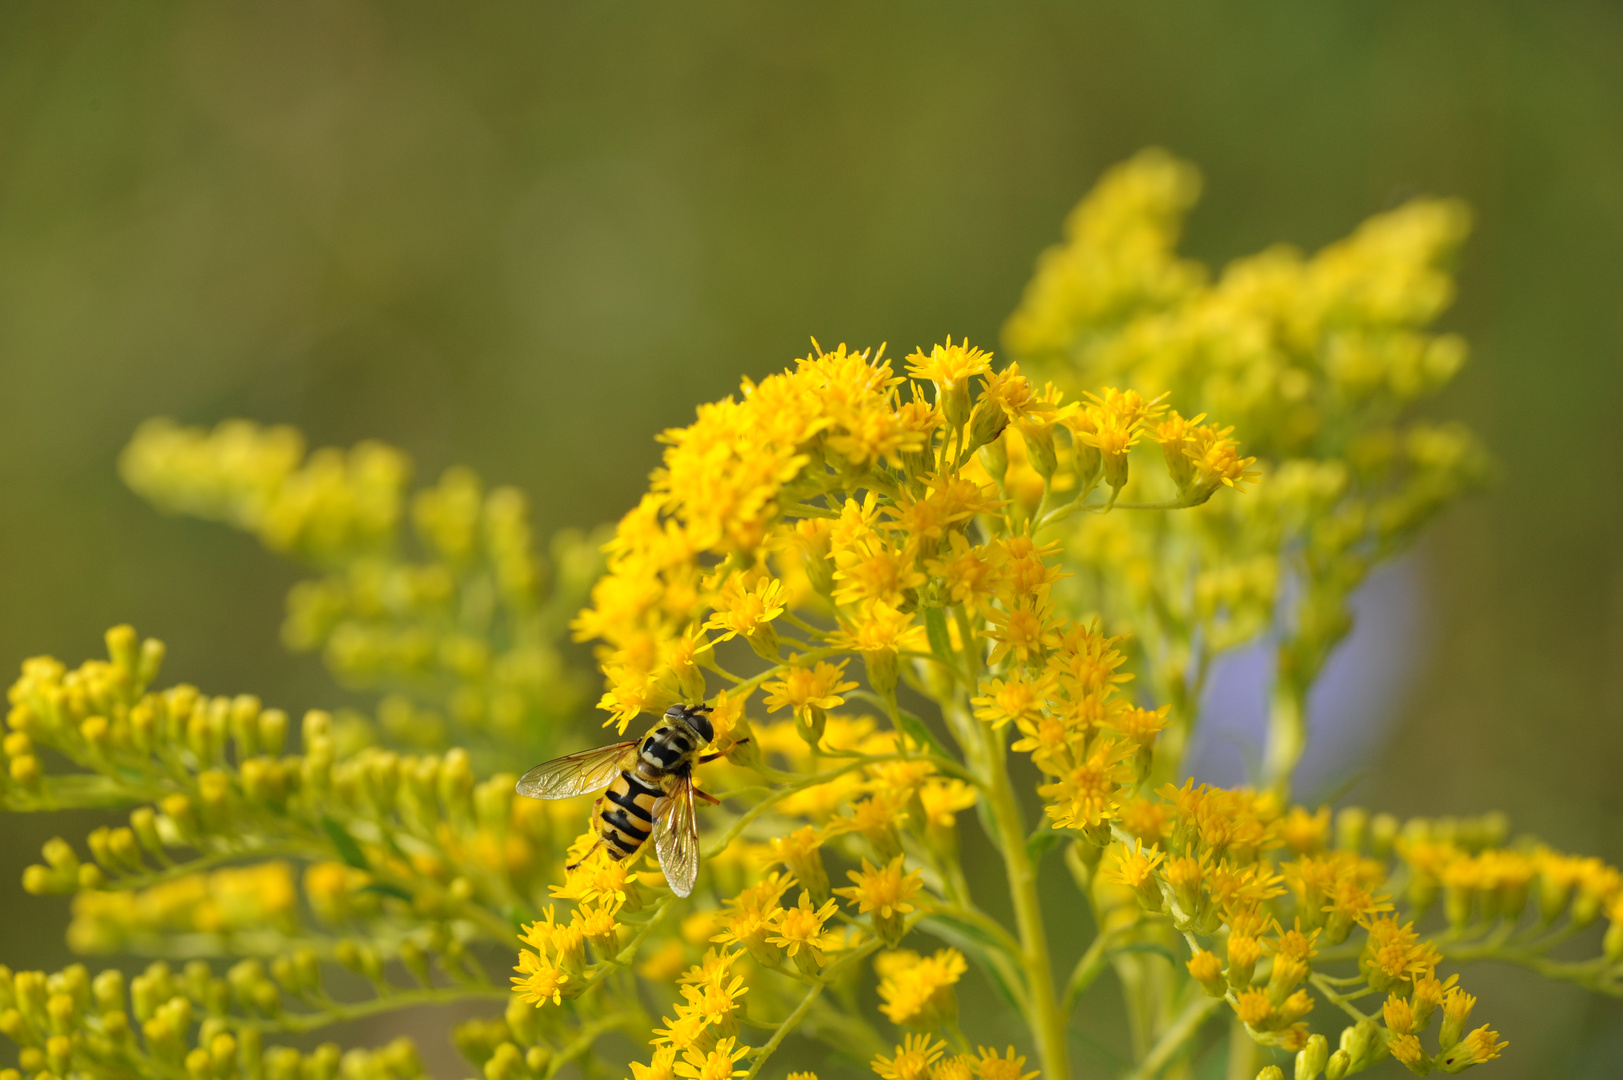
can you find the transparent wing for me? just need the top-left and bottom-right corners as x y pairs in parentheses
(515, 741), (637, 800)
(653, 777), (700, 898)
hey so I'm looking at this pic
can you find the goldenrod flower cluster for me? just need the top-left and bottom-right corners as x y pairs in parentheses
(0, 151), (1612, 1080)
(121, 420), (598, 755)
(1006, 149), (1490, 790)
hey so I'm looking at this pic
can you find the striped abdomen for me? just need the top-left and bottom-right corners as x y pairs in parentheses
(596, 766), (664, 862)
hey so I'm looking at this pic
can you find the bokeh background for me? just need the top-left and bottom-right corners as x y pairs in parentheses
(2, 3), (1621, 1077)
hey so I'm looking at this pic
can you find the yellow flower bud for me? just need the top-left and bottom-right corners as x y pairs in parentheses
(1296, 1033), (1329, 1080)
(1186, 950), (1226, 997)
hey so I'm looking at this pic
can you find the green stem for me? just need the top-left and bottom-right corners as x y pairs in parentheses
(1121, 993), (1222, 1080)
(238, 984), (510, 1034)
(544, 1015), (636, 1080)
(1308, 974), (1372, 1023)
(1223, 1017), (1262, 1080)
(742, 930), (888, 1080)
(981, 720), (1068, 1080)
(1063, 930), (1114, 1014)
(702, 754), (912, 858)
(1260, 668), (1305, 800)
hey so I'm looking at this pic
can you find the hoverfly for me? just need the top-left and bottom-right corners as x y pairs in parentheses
(514, 703), (735, 897)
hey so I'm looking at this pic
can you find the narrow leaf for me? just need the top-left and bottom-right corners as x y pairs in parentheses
(321, 814), (370, 870)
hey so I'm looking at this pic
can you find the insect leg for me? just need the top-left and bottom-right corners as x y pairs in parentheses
(697, 738), (748, 764)
(566, 838), (605, 871)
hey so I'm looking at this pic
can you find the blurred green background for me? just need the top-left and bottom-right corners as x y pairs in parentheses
(1, 2), (1620, 1077)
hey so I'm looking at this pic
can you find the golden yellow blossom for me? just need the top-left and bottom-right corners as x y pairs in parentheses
(762, 659), (859, 719)
(836, 855), (925, 945)
(875, 948), (967, 1027)
(873, 1034), (948, 1080)
(674, 1036), (750, 1080)
(972, 1046), (1038, 1080)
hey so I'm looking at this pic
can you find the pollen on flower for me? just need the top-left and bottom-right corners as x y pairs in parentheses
(768, 891), (840, 971)
(971, 1046), (1038, 1080)
(673, 1036), (751, 1080)
(875, 948), (967, 1027)
(1436, 1026), (1507, 1069)
(972, 673), (1051, 730)
(837, 855), (924, 920)
(630, 1046), (681, 1080)
(872, 1033), (948, 1080)
(512, 947), (571, 1006)
(762, 659), (859, 719)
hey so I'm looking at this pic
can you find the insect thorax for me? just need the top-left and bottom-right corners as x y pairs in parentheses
(637, 720), (700, 777)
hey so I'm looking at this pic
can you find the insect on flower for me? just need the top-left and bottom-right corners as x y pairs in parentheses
(515, 703), (741, 897)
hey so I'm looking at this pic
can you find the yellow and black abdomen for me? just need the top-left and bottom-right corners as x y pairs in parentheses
(596, 767), (663, 861)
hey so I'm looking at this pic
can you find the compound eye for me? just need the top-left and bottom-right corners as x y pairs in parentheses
(689, 712), (715, 743)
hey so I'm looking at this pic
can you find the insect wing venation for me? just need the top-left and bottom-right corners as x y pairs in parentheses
(653, 779), (700, 897)
(515, 740), (637, 800)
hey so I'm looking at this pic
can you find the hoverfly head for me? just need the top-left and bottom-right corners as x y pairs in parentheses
(666, 702), (715, 744)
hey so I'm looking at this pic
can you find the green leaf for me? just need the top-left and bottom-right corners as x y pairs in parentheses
(920, 914), (1026, 1011)
(359, 882), (414, 903)
(321, 814), (370, 870)
(923, 606), (954, 664)
(1026, 826), (1066, 865)
(1107, 941), (1179, 965)
(894, 709), (952, 760)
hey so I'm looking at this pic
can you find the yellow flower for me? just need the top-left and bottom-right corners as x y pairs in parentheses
(1075, 388), (1166, 490)
(971, 673), (1051, 731)
(1384, 992), (1415, 1037)
(918, 779), (978, 832)
(983, 596), (1056, 668)
(1435, 1026), (1506, 1070)
(769, 826), (831, 900)
(1388, 1034), (1427, 1071)
(1036, 735), (1135, 830)
(637, 941), (689, 983)
(768, 891), (841, 973)
(1102, 840), (1165, 910)
(875, 948), (967, 1027)
(1233, 988), (1272, 1027)
(762, 659), (859, 719)
(1183, 421), (1259, 498)
(705, 574), (786, 658)
(835, 855), (925, 944)
(511, 948), (571, 1006)
(840, 788), (911, 861)
(971, 1046), (1038, 1080)
(550, 853), (634, 908)
(829, 602), (928, 667)
(906, 339), (993, 426)
(1105, 704), (1169, 746)
(1439, 985), (1476, 1050)
(579, 898), (624, 956)
(1278, 806), (1331, 856)
(629, 1046), (680, 1080)
(832, 538), (927, 608)
(872, 1034), (948, 1080)
(653, 1012), (713, 1054)
(678, 967), (748, 1031)
(1186, 950), (1225, 996)
(674, 1036), (750, 1080)
(1362, 915), (1441, 988)
(925, 533), (999, 613)
(713, 873), (792, 965)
